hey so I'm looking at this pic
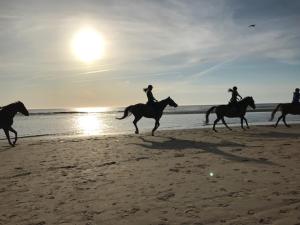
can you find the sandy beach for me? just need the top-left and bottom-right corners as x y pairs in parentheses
(0, 125), (300, 225)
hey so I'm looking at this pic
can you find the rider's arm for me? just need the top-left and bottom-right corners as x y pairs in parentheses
(149, 91), (157, 102)
(237, 92), (242, 99)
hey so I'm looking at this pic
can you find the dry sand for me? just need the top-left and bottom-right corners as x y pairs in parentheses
(0, 125), (300, 225)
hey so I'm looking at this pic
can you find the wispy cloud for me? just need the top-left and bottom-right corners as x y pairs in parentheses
(0, 0), (299, 107)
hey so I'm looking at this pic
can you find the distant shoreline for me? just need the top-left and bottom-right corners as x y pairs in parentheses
(16, 103), (282, 116)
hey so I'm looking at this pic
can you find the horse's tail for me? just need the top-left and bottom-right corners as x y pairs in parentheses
(269, 104), (282, 121)
(116, 105), (133, 120)
(205, 106), (216, 125)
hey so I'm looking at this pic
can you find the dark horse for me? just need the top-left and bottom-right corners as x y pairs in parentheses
(116, 97), (178, 135)
(269, 103), (300, 127)
(0, 101), (29, 146)
(205, 96), (256, 132)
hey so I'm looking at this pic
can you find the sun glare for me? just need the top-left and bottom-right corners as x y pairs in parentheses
(71, 27), (105, 63)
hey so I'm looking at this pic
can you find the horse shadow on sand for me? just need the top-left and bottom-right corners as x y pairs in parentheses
(132, 136), (275, 165)
(248, 131), (300, 139)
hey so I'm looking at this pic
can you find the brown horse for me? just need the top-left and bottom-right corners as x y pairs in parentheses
(269, 103), (300, 127)
(0, 101), (29, 146)
(116, 97), (178, 135)
(205, 96), (256, 132)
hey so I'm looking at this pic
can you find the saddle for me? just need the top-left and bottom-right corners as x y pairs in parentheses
(146, 102), (158, 113)
(228, 102), (240, 113)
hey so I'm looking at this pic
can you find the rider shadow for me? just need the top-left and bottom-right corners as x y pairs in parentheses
(134, 136), (275, 165)
(249, 131), (300, 139)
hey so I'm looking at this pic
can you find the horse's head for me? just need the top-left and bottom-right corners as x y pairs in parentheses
(16, 101), (29, 116)
(167, 97), (178, 108)
(245, 96), (256, 109)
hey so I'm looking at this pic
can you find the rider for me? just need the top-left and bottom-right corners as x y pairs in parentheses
(144, 84), (158, 107)
(228, 86), (242, 105)
(292, 88), (300, 104)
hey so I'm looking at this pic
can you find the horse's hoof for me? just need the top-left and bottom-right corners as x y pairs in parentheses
(247, 127), (250, 129)
(213, 129), (218, 133)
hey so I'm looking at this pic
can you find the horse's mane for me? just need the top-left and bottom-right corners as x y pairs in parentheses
(1, 101), (22, 110)
(239, 96), (252, 103)
(159, 97), (169, 102)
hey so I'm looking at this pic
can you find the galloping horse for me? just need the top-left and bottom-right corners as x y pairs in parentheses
(269, 103), (300, 127)
(0, 101), (29, 146)
(205, 96), (256, 132)
(116, 97), (178, 135)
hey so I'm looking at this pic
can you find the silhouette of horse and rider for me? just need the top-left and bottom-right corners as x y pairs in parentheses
(205, 86), (256, 132)
(117, 85), (178, 135)
(270, 88), (300, 127)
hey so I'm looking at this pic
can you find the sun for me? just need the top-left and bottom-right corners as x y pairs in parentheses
(71, 27), (105, 63)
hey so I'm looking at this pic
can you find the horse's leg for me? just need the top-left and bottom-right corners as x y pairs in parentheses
(240, 117), (245, 130)
(221, 117), (232, 131)
(282, 115), (290, 127)
(9, 127), (17, 145)
(275, 115), (283, 127)
(213, 117), (221, 132)
(4, 129), (14, 146)
(152, 119), (160, 136)
(133, 116), (141, 134)
(243, 117), (250, 128)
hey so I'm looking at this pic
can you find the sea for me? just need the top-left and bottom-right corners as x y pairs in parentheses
(1, 103), (300, 139)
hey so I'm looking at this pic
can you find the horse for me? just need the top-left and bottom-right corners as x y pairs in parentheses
(116, 97), (178, 135)
(205, 96), (256, 132)
(0, 101), (29, 146)
(269, 103), (300, 127)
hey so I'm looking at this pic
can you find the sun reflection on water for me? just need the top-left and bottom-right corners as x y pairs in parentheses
(76, 113), (104, 135)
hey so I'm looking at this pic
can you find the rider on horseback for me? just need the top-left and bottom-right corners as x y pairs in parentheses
(144, 85), (158, 107)
(228, 86), (242, 105)
(228, 86), (242, 112)
(292, 88), (300, 104)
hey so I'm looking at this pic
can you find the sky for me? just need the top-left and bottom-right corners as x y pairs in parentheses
(0, 0), (300, 109)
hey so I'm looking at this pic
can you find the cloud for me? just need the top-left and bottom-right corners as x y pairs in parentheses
(0, 0), (300, 107)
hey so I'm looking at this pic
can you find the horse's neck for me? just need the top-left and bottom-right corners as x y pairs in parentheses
(2, 105), (18, 117)
(157, 99), (168, 111)
(239, 99), (249, 110)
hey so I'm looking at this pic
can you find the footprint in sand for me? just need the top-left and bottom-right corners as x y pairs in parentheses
(27, 221), (46, 225)
(259, 217), (272, 224)
(174, 153), (185, 157)
(248, 209), (255, 215)
(157, 191), (175, 201)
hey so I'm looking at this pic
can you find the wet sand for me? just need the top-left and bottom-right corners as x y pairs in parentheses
(0, 125), (300, 225)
